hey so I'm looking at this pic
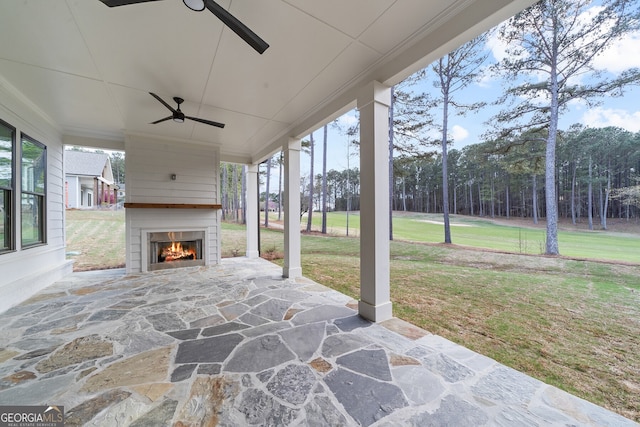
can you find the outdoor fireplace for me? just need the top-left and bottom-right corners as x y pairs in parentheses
(147, 230), (205, 271)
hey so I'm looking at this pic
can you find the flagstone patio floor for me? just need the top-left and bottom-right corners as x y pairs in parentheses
(0, 257), (636, 426)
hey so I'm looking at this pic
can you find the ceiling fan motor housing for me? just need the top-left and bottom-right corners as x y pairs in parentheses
(173, 97), (185, 122)
(173, 111), (185, 123)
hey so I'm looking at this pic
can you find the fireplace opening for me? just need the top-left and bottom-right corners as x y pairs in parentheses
(156, 240), (199, 263)
(148, 231), (205, 271)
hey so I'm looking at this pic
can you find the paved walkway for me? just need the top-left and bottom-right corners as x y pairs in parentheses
(0, 258), (636, 426)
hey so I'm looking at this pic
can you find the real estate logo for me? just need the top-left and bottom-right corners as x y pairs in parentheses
(0, 405), (64, 427)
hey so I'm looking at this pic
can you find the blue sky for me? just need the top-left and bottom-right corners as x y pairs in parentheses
(286, 3), (640, 182)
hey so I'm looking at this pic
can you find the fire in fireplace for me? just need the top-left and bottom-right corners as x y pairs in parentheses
(148, 231), (205, 271)
(158, 240), (197, 262)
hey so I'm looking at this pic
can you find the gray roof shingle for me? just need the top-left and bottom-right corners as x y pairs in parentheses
(65, 151), (108, 177)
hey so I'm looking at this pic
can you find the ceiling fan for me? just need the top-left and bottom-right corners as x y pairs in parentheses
(98, 0), (269, 54)
(149, 92), (225, 128)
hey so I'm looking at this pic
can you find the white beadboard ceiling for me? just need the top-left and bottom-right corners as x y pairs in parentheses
(0, 0), (535, 163)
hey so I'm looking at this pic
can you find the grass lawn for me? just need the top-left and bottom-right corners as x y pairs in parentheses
(65, 209), (126, 271)
(295, 211), (640, 263)
(65, 209), (640, 421)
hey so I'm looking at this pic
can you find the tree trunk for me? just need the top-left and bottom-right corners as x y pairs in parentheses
(468, 180), (474, 216)
(321, 124), (328, 234)
(453, 182), (458, 215)
(221, 165), (228, 221)
(306, 133), (315, 232)
(532, 174), (538, 225)
(232, 164), (239, 222)
(571, 162), (577, 225)
(544, 51), (560, 255)
(265, 157), (271, 227)
(441, 89), (452, 243)
(490, 175), (495, 219)
(346, 166), (351, 237)
(598, 180), (603, 226)
(402, 177), (407, 211)
(588, 156), (593, 231)
(602, 168), (610, 230)
(477, 181), (483, 217)
(278, 152), (283, 221)
(241, 165), (247, 224)
(505, 178), (510, 219)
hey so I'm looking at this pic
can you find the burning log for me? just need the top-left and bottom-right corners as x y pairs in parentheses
(158, 241), (196, 262)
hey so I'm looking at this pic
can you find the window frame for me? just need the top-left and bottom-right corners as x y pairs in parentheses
(0, 119), (15, 253)
(20, 133), (46, 248)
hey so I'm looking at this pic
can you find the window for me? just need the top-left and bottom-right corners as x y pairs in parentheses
(0, 120), (14, 252)
(21, 134), (46, 247)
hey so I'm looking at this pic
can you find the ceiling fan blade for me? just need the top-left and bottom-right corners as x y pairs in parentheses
(205, 0), (269, 54)
(149, 92), (178, 114)
(186, 116), (225, 128)
(98, 0), (162, 7)
(150, 116), (172, 124)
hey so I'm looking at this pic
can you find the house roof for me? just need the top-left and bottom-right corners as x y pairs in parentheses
(65, 151), (110, 177)
(0, 1), (535, 163)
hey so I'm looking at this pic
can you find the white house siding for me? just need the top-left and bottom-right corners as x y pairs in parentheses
(77, 177), (96, 208)
(65, 176), (97, 209)
(66, 175), (80, 208)
(0, 85), (73, 313)
(124, 136), (221, 273)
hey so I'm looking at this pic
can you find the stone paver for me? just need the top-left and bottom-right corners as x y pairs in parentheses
(0, 258), (636, 426)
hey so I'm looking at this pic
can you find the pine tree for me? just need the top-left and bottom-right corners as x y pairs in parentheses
(490, 0), (640, 254)
(431, 34), (488, 243)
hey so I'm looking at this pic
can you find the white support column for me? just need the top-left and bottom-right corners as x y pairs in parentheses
(246, 164), (259, 258)
(283, 138), (302, 278)
(357, 81), (393, 322)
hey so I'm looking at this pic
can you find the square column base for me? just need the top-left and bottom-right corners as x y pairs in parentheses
(283, 266), (302, 279)
(358, 300), (393, 322)
(246, 250), (259, 259)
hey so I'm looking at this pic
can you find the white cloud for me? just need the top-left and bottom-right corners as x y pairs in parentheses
(476, 65), (495, 88)
(486, 24), (510, 63)
(485, 22), (547, 85)
(593, 32), (640, 74)
(450, 125), (469, 141)
(573, 6), (640, 74)
(337, 112), (358, 127)
(581, 107), (640, 132)
(487, 5), (640, 77)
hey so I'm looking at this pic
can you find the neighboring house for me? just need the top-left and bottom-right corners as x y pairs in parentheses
(65, 151), (118, 209)
(261, 200), (278, 212)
